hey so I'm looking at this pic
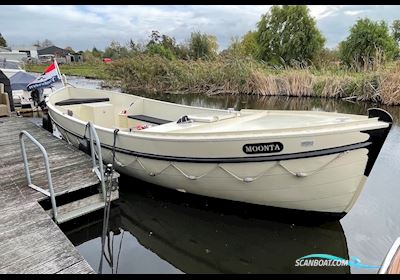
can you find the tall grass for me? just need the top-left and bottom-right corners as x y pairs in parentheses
(104, 54), (400, 106)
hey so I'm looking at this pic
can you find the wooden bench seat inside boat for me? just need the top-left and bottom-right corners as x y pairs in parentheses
(55, 97), (110, 106)
(127, 114), (171, 125)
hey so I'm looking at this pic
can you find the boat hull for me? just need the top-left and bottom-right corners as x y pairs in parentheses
(47, 87), (392, 216)
(54, 121), (371, 215)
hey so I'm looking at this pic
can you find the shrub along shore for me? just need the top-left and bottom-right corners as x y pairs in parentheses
(26, 57), (400, 106)
(103, 55), (400, 106)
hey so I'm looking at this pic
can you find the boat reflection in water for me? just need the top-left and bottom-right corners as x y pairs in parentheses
(63, 175), (350, 274)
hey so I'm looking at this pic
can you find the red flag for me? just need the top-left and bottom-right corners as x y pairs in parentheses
(27, 61), (61, 91)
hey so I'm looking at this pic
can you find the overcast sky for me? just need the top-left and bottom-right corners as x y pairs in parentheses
(1, 5), (400, 51)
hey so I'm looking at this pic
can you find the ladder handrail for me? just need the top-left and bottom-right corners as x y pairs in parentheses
(19, 130), (58, 220)
(87, 122), (106, 200)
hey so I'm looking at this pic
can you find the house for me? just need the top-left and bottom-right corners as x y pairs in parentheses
(10, 45), (39, 60)
(38, 45), (83, 64)
(37, 45), (69, 57)
(0, 45), (34, 62)
(37, 45), (67, 64)
(66, 52), (83, 63)
(0, 51), (28, 62)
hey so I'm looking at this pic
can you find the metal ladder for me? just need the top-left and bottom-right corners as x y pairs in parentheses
(19, 125), (118, 224)
(87, 121), (106, 200)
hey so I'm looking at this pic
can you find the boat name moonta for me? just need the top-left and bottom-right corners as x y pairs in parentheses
(242, 142), (284, 154)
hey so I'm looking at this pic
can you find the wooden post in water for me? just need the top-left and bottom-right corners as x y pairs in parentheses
(42, 111), (53, 133)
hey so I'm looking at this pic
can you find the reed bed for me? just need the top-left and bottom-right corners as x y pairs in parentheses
(105, 55), (400, 106)
(377, 63), (400, 105)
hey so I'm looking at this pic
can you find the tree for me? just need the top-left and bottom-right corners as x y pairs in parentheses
(148, 30), (161, 46)
(65, 46), (75, 53)
(174, 43), (191, 60)
(83, 50), (99, 64)
(241, 31), (260, 59)
(33, 40), (41, 48)
(146, 43), (175, 60)
(161, 35), (173, 48)
(159, 34), (192, 59)
(129, 39), (138, 52)
(103, 41), (129, 59)
(142, 31), (193, 60)
(32, 39), (54, 48)
(339, 18), (398, 70)
(0, 33), (7, 47)
(224, 31), (260, 59)
(143, 31), (176, 60)
(224, 36), (244, 58)
(92, 46), (103, 58)
(160, 35), (176, 52)
(312, 47), (340, 69)
(256, 5), (325, 65)
(392, 20), (400, 43)
(188, 32), (218, 60)
(41, 39), (54, 47)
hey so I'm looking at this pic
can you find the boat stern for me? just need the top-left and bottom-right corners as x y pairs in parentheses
(363, 108), (393, 176)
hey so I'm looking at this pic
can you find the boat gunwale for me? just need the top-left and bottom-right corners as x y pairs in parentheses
(48, 101), (388, 142)
(49, 106), (385, 142)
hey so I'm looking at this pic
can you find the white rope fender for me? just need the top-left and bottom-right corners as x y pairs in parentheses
(136, 157), (171, 176)
(171, 163), (219, 180)
(218, 163), (278, 183)
(278, 151), (349, 177)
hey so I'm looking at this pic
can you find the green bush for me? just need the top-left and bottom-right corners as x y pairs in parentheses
(256, 5), (325, 66)
(339, 18), (398, 71)
(146, 44), (176, 60)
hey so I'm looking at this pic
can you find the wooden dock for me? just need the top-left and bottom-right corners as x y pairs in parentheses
(0, 116), (110, 274)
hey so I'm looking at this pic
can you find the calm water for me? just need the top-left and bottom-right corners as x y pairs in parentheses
(39, 76), (400, 274)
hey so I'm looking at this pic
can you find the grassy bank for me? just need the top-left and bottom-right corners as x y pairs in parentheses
(25, 63), (108, 79)
(25, 57), (400, 106)
(105, 55), (400, 106)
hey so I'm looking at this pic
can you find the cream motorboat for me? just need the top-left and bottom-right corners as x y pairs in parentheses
(46, 86), (393, 216)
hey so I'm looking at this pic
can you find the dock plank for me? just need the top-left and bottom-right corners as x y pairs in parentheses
(0, 203), (49, 234)
(57, 260), (95, 274)
(0, 219), (71, 269)
(0, 116), (100, 274)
